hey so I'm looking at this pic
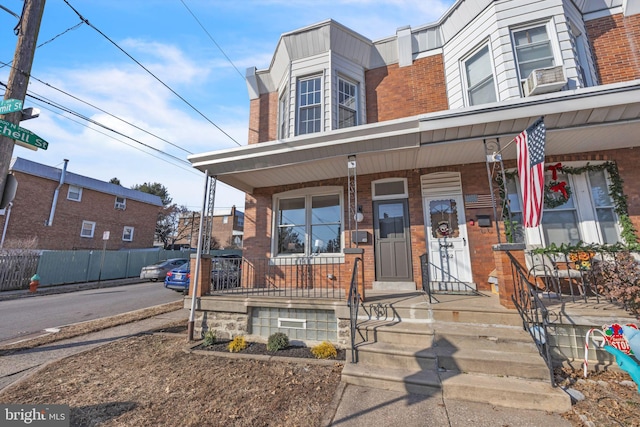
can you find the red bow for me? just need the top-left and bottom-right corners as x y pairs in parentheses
(550, 181), (568, 198)
(547, 163), (563, 180)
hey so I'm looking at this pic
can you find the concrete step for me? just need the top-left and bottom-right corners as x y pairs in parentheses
(341, 362), (441, 396)
(430, 305), (522, 326)
(351, 341), (437, 370)
(435, 347), (551, 380)
(432, 322), (537, 352)
(440, 372), (571, 413)
(358, 302), (432, 323)
(354, 319), (434, 346)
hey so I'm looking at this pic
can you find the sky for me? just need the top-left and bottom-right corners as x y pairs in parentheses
(1, 0), (455, 211)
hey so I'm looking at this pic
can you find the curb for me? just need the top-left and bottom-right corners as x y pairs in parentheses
(0, 278), (147, 302)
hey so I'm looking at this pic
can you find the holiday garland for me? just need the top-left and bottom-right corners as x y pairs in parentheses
(497, 161), (639, 248)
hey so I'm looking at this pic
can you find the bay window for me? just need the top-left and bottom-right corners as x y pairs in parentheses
(463, 44), (497, 106)
(512, 24), (555, 83)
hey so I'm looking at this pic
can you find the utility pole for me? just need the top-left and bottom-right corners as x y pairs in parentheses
(0, 0), (46, 201)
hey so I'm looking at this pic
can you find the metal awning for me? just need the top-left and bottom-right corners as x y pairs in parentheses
(188, 81), (640, 194)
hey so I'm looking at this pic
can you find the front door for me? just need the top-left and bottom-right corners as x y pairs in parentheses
(424, 195), (472, 285)
(373, 199), (412, 281)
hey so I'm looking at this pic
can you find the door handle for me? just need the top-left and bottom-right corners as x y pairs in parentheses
(463, 238), (466, 246)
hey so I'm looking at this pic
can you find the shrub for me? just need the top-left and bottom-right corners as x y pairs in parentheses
(311, 341), (337, 359)
(202, 330), (216, 346)
(267, 332), (289, 352)
(592, 251), (640, 317)
(228, 336), (247, 353)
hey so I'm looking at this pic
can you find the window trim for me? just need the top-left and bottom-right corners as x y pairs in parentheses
(122, 226), (134, 242)
(80, 220), (96, 238)
(272, 186), (344, 257)
(115, 196), (126, 210)
(372, 178), (409, 201)
(510, 20), (562, 92)
(296, 74), (323, 136)
(461, 42), (498, 106)
(67, 185), (83, 202)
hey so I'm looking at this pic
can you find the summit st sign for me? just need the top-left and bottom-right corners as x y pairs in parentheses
(0, 119), (48, 150)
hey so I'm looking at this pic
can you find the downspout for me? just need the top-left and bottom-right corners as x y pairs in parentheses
(48, 159), (68, 226)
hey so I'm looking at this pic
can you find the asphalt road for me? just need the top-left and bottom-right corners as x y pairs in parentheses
(0, 281), (183, 343)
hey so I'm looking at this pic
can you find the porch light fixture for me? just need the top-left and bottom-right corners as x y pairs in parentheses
(355, 205), (364, 223)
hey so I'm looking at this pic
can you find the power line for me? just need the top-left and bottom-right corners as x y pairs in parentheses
(180, 0), (245, 80)
(62, 0), (242, 147)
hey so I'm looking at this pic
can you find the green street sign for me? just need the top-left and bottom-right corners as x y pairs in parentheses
(0, 99), (23, 115)
(0, 119), (48, 150)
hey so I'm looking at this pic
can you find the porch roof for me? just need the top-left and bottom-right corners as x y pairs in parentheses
(188, 81), (640, 194)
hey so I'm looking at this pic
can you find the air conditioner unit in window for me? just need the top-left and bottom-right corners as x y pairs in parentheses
(115, 202), (126, 210)
(523, 65), (566, 96)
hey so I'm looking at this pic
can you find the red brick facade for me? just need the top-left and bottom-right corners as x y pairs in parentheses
(0, 171), (160, 250)
(241, 147), (640, 292)
(586, 13), (640, 84)
(365, 55), (448, 123)
(248, 92), (278, 145)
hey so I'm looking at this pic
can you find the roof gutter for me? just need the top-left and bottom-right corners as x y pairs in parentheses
(47, 159), (68, 227)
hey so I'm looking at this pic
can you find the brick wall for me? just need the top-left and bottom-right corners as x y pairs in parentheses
(0, 172), (159, 250)
(365, 55), (448, 123)
(240, 147), (640, 292)
(247, 92), (278, 145)
(586, 13), (640, 84)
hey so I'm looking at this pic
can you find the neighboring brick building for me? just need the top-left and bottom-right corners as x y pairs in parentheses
(0, 158), (162, 250)
(189, 0), (640, 295)
(174, 206), (244, 249)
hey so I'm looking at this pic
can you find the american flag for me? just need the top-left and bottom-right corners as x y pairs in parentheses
(516, 118), (546, 227)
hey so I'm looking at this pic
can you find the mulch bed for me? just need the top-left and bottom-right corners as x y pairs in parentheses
(196, 340), (346, 361)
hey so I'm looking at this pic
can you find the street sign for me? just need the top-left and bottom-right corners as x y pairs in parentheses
(0, 118), (48, 150)
(103, 231), (110, 240)
(0, 99), (23, 115)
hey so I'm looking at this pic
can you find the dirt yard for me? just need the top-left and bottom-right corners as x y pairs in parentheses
(1, 313), (639, 426)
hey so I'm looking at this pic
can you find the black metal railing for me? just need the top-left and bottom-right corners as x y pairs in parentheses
(207, 256), (344, 299)
(507, 251), (556, 387)
(347, 256), (363, 363)
(420, 253), (483, 303)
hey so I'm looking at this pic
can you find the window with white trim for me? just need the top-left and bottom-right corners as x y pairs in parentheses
(463, 44), (497, 106)
(115, 196), (126, 210)
(80, 220), (95, 238)
(511, 23), (556, 83)
(506, 165), (620, 246)
(297, 76), (322, 135)
(68, 185), (83, 202)
(274, 188), (342, 256)
(122, 226), (134, 241)
(337, 77), (358, 128)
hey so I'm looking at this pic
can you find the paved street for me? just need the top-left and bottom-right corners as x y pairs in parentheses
(0, 281), (182, 343)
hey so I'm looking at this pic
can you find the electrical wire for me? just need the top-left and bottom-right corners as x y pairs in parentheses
(179, 0), (245, 80)
(62, 0), (242, 146)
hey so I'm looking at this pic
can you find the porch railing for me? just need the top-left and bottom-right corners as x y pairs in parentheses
(419, 253), (483, 303)
(506, 251), (556, 387)
(347, 257), (363, 363)
(207, 256), (345, 299)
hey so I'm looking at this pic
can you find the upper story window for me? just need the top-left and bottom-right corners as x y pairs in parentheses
(338, 77), (358, 128)
(122, 226), (134, 242)
(297, 76), (322, 135)
(67, 185), (82, 202)
(512, 24), (555, 83)
(80, 220), (95, 238)
(115, 196), (126, 210)
(463, 44), (497, 106)
(223, 216), (229, 224)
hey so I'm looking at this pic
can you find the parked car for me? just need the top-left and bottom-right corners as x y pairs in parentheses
(140, 258), (189, 281)
(164, 262), (191, 292)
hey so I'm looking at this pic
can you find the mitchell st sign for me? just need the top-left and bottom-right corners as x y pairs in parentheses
(0, 119), (48, 150)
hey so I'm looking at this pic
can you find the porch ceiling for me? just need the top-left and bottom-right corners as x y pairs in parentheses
(188, 82), (640, 194)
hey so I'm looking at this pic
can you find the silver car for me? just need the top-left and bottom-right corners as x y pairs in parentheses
(140, 258), (189, 281)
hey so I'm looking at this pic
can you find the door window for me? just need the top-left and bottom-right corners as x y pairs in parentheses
(378, 203), (405, 238)
(429, 199), (460, 238)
